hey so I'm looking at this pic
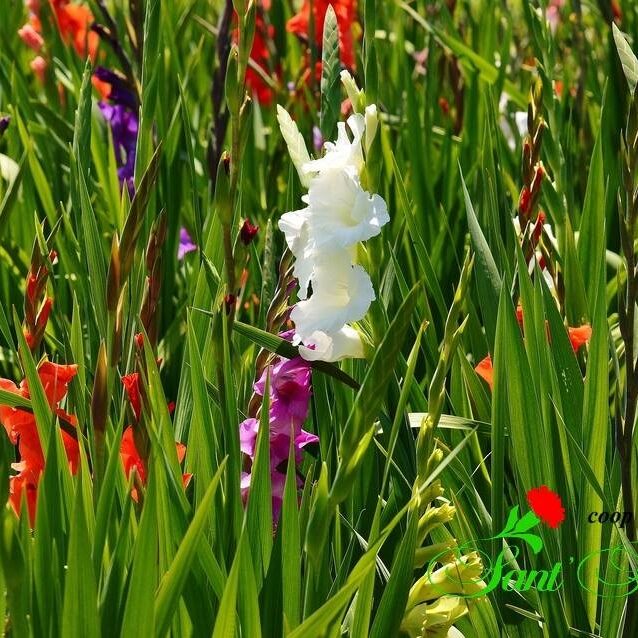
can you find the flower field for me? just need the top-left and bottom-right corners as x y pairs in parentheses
(2, 0), (638, 636)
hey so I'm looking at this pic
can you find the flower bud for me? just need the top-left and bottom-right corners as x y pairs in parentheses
(240, 219), (259, 245)
(232, 0), (248, 15)
(18, 24), (44, 52)
(224, 293), (237, 315)
(413, 540), (456, 568)
(401, 595), (473, 637)
(215, 151), (233, 226)
(91, 342), (109, 437)
(407, 551), (485, 606)
(107, 234), (121, 313)
(364, 105), (378, 153)
(35, 297), (53, 334)
(225, 45), (241, 118)
(518, 185), (531, 218)
(418, 502), (456, 543)
(30, 56), (47, 82)
(239, 1), (256, 74)
(0, 116), (10, 137)
(340, 70), (365, 113)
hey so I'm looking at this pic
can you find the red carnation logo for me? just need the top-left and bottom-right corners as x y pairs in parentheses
(526, 485), (565, 528)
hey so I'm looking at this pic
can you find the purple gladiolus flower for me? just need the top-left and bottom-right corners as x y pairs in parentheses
(241, 470), (288, 520)
(95, 68), (139, 197)
(0, 116), (10, 136)
(178, 227), (197, 259)
(94, 67), (137, 110)
(240, 336), (317, 521)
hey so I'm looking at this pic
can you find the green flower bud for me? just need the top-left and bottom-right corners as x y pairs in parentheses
(215, 151), (233, 226)
(407, 551), (485, 607)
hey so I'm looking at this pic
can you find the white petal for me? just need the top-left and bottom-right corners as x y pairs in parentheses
(514, 111), (528, 138)
(298, 325), (364, 362)
(291, 257), (375, 338)
(278, 209), (307, 253)
(302, 115), (365, 176)
(303, 170), (389, 249)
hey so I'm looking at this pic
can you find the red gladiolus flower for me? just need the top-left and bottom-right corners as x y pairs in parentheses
(526, 485), (565, 528)
(1, 361), (79, 525)
(120, 426), (191, 502)
(134, 333), (145, 350)
(233, 2), (278, 105)
(477, 306), (592, 393)
(475, 355), (493, 390)
(122, 372), (142, 421)
(287, 0), (359, 70)
(21, 0), (107, 94)
(568, 325), (592, 352)
(55, 2), (99, 60)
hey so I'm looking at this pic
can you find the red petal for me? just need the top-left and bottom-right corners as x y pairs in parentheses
(568, 325), (592, 352)
(475, 355), (494, 390)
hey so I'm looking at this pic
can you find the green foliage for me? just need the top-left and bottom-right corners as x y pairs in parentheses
(0, 0), (637, 636)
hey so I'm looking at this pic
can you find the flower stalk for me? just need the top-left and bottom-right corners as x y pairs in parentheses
(618, 94), (638, 547)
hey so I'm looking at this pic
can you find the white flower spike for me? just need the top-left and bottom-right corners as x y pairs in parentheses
(278, 103), (389, 362)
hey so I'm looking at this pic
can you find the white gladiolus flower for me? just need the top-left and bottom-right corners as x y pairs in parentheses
(304, 170), (389, 249)
(279, 208), (314, 298)
(291, 255), (375, 338)
(297, 325), (364, 362)
(499, 94), (527, 151)
(303, 114), (365, 176)
(277, 102), (389, 363)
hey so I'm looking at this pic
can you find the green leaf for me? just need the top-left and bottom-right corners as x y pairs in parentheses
(120, 474), (158, 636)
(0, 152), (25, 240)
(61, 473), (99, 638)
(336, 283), (420, 465)
(232, 320), (360, 390)
(245, 371), (273, 586)
(461, 168), (501, 349)
(0, 388), (31, 410)
(154, 460), (227, 637)
(78, 167), (107, 336)
(578, 236), (610, 628)
(280, 451), (301, 631)
(320, 5), (341, 139)
(577, 124), (606, 311)
(369, 508), (418, 638)
(13, 309), (52, 452)
(613, 24), (638, 94)
(211, 530), (244, 638)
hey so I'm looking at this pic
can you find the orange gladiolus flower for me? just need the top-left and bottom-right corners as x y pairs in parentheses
(474, 307), (592, 392)
(54, 2), (99, 60)
(0, 362), (79, 524)
(234, 1), (278, 105)
(567, 325), (592, 351)
(120, 427), (191, 502)
(20, 0), (104, 90)
(287, 0), (359, 70)
(119, 370), (190, 500)
(475, 355), (494, 390)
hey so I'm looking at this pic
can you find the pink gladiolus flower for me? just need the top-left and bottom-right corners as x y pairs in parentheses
(30, 56), (47, 82)
(178, 228), (197, 259)
(240, 333), (318, 520)
(18, 24), (44, 52)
